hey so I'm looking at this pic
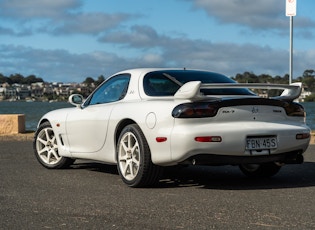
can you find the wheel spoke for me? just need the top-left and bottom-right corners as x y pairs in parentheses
(132, 154), (140, 166)
(127, 133), (132, 149)
(44, 129), (51, 141)
(121, 140), (128, 153)
(132, 161), (139, 176)
(129, 161), (135, 177)
(131, 143), (138, 154)
(50, 149), (60, 160)
(119, 153), (128, 161)
(38, 147), (48, 155)
(46, 151), (52, 163)
(121, 161), (130, 177)
(37, 137), (47, 145)
(119, 138), (128, 161)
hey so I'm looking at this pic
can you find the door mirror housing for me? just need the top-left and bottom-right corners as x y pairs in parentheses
(69, 94), (84, 107)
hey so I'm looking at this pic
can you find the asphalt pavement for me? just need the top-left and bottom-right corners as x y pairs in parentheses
(1, 139), (315, 229)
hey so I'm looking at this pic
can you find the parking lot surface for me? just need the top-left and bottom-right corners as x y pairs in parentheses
(1, 140), (315, 229)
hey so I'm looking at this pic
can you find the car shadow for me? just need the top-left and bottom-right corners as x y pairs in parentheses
(69, 161), (315, 190)
(70, 161), (118, 175)
(159, 163), (315, 190)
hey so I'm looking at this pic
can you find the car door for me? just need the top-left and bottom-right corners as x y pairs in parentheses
(65, 74), (130, 153)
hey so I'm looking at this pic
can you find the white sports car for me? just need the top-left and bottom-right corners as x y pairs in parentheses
(33, 68), (310, 187)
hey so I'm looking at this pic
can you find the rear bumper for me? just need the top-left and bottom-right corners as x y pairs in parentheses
(180, 150), (304, 166)
(168, 121), (310, 165)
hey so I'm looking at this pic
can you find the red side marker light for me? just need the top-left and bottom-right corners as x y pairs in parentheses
(156, 137), (167, 142)
(195, 136), (222, 142)
(56, 123), (60, 127)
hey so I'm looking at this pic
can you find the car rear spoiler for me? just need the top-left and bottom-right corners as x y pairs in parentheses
(174, 81), (302, 101)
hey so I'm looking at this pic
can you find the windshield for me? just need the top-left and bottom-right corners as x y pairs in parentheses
(143, 70), (254, 96)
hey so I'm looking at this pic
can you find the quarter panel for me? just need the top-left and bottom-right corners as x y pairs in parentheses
(107, 99), (180, 164)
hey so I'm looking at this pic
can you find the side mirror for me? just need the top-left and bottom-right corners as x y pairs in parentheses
(69, 94), (84, 107)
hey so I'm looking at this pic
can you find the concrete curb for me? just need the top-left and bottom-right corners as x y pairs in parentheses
(309, 132), (315, 145)
(0, 132), (34, 141)
(0, 114), (25, 134)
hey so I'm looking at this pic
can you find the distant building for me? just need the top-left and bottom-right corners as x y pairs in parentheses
(0, 87), (5, 100)
(16, 85), (31, 100)
(297, 86), (312, 102)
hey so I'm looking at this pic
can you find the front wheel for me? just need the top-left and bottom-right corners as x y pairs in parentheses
(33, 121), (74, 169)
(239, 162), (281, 178)
(116, 124), (162, 187)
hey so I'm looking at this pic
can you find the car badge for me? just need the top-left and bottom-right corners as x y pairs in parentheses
(252, 107), (259, 113)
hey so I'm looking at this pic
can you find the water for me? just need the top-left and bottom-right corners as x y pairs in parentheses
(0, 101), (315, 131)
(302, 102), (315, 130)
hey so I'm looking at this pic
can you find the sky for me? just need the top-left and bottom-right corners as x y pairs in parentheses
(0, 0), (314, 83)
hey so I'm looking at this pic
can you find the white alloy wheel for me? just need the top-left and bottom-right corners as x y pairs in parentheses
(36, 126), (61, 165)
(118, 131), (140, 181)
(117, 124), (162, 187)
(33, 122), (74, 169)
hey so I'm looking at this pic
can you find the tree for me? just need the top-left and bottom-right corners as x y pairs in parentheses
(304, 94), (315, 102)
(0, 73), (8, 84)
(301, 69), (315, 92)
(83, 77), (95, 86)
(95, 75), (105, 86)
(258, 74), (273, 83)
(303, 69), (315, 78)
(22, 75), (44, 84)
(232, 71), (259, 83)
(9, 73), (24, 84)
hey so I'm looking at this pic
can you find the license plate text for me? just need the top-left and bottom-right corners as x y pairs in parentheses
(246, 137), (277, 150)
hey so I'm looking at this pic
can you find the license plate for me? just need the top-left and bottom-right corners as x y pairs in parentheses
(246, 137), (277, 150)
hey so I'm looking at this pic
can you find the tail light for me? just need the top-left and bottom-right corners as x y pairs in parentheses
(296, 133), (310, 140)
(172, 103), (218, 118)
(284, 102), (305, 117)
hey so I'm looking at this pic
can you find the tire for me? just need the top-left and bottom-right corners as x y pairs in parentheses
(33, 121), (74, 169)
(116, 124), (162, 187)
(239, 162), (281, 178)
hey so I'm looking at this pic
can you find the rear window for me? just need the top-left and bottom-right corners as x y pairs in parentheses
(143, 70), (254, 96)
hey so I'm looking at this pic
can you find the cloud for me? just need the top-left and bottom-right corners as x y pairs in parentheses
(3, 22), (314, 84)
(0, 26), (16, 36)
(97, 25), (315, 77)
(0, 45), (111, 82)
(188, 0), (315, 34)
(0, 0), (135, 36)
(190, 0), (284, 29)
(1, 36), (314, 83)
(0, 0), (314, 82)
(0, 26), (33, 36)
(0, 0), (81, 19)
(99, 25), (162, 47)
(43, 12), (134, 35)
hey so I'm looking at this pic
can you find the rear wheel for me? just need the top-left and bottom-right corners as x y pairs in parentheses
(239, 162), (281, 178)
(117, 124), (162, 187)
(33, 121), (74, 169)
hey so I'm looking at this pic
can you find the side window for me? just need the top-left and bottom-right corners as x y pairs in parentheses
(86, 74), (130, 106)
